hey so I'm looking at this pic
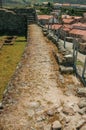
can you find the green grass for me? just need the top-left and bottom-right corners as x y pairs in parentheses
(0, 36), (27, 101)
(76, 60), (84, 66)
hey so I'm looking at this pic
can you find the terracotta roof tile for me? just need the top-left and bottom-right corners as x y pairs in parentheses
(38, 15), (53, 20)
(62, 18), (74, 24)
(69, 29), (86, 36)
(74, 16), (82, 19)
(52, 24), (62, 30)
(72, 23), (86, 28)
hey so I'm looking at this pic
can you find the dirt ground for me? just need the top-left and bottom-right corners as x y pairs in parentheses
(0, 24), (84, 130)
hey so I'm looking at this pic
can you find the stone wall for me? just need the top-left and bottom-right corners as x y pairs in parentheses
(0, 8), (26, 35)
(0, 8), (36, 36)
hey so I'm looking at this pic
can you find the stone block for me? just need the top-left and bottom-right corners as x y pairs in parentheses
(59, 65), (73, 74)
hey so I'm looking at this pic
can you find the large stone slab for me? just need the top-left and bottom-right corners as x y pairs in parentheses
(59, 65), (74, 74)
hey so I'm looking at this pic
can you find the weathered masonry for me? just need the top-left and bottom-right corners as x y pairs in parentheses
(0, 8), (37, 36)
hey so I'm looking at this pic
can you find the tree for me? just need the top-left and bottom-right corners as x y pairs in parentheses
(0, 0), (2, 8)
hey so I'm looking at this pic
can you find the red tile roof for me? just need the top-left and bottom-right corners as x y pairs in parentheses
(62, 3), (71, 6)
(74, 16), (82, 20)
(62, 18), (74, 24)
(63, 24), (72, 29)
(51, 24), (62, 30)
(69, 29), (86, 36)
(38, 15), (53, 20)
(72, 23), (86, 28)
(63, 27), (70, 32)
(61, 24), (73, 32)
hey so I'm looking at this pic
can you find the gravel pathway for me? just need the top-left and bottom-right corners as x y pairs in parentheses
(0, 24), (84, 130)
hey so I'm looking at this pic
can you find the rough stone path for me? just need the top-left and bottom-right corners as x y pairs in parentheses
(0, 24), (85, 130)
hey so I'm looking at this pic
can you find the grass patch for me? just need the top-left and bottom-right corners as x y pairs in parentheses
(76, 60), (84, 66)
(0, 36), (26, 101)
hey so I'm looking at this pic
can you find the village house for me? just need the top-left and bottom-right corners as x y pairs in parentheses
(69, 29), (86, 39)
(41, 2), (49, 7)
(53, 3), (62, 9)
(37, 15), (53, 25)
(62, 18), (75, 24)
(61, 15), (82, 24)
(72, 23), (86, 30)
(53, 3), (86, 9)
(38, 14), (86, 43)
(62, 3), (71, 7)
(69, 23), (86, 39)
(60, 23), (86, 42)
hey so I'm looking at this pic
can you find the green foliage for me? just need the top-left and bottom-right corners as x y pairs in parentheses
(39, 2), (53, 15)
(5, 0), (86, 5)
(54, 0), (86, 4)
(61, 7), (86, 16)
(40, 7), (53, 14)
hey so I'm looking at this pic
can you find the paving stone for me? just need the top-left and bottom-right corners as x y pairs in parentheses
(59, 65), (73, 74)
(64, 54), (73, 62)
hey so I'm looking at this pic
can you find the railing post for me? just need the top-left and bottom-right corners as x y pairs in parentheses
(64, 32), (66, 48)
(82, 57), (86, 79)
(73, 38), (79, 72)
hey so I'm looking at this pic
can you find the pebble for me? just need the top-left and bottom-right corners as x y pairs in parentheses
(59, 74), (64, 84)
(29, 101), (40, 109)
(51, 120), (62, 130)
(37, 115), (46, 122)
(47, 110), (55, 116)
(27, 109), (35, 117)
